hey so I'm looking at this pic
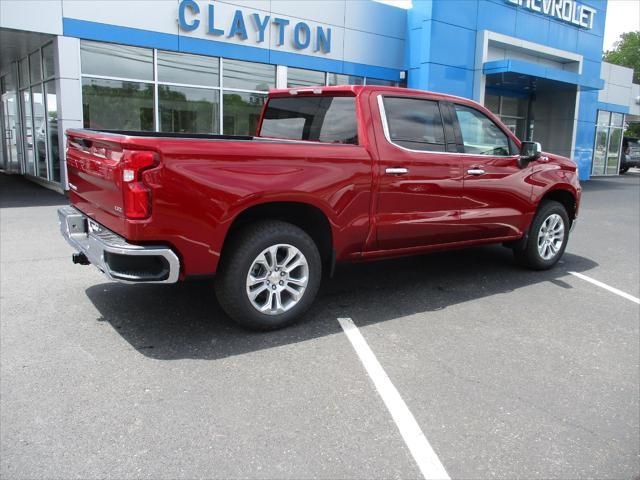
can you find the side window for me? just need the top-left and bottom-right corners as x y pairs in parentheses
(454, 104), (511, 156)
(260, 96), (358, 144)
(382, 97), (446, 152)
(318, 97), (358, 144)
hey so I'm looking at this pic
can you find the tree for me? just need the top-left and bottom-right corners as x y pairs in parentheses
(604, 31), (640, 137)
(603, 31), (640, 84)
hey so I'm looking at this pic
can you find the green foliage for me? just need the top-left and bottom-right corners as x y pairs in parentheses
(603, 31), (640, 84)
(626, 122), (640, 138)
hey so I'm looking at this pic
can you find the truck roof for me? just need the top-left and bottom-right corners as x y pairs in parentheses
(267, 85), (473, 104)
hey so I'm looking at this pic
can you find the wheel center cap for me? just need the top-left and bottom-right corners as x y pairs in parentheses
(269, 272), (281, 284)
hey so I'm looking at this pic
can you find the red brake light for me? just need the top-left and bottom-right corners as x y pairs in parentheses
(122, 150), (158, 219)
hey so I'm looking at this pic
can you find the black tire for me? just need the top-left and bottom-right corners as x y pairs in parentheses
(214, 220), (322, 330)
(514, 200), (570, 270)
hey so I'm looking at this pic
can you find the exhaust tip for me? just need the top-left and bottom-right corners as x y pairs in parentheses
(72, 252), (90, 265)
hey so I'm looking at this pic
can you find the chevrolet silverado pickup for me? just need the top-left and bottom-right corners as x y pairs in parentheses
(58, 85), (581, 330)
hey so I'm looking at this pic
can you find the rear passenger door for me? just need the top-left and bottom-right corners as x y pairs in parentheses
(448, 102), (533, 240)
(372, 94), (464, 250)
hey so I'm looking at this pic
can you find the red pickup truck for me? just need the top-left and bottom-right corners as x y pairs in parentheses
(59, 85), (581, 330)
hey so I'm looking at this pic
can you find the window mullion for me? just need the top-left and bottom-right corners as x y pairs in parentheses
(153, 49), (159, 132)
(219, 57), (224, 135)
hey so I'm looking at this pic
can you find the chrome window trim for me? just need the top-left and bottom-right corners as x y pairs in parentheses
(376, 94), (519, 158)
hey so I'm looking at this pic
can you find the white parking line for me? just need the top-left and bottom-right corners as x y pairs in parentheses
(337, 317), (450, 480)
(569, 271), (640, 305)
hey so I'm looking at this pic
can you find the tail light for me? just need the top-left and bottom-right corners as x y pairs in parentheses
(122, 150), (158, 219)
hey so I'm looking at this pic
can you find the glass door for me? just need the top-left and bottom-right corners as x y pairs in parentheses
(31, 83), (48, 179)
(2, 92), (20, 172)
(606, 113), (624, 175)
(592, 112), (608, 175)
(592, 111), (625, 176)
(20, 89), (35, 176)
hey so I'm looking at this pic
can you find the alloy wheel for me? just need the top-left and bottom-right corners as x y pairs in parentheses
(245, 244), (309, 315)
(537, 213), (565, 260)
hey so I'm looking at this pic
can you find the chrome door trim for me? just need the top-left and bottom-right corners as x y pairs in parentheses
(376, 94), (520, 159)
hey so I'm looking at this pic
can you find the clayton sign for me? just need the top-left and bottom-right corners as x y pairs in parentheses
(506, 0), (596, 29)
(177, 0), (332, 53)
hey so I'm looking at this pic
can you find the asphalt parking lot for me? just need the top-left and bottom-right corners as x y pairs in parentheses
(1, 172), (639, 480)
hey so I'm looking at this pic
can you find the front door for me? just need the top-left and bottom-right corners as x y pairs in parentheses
(373, 94), (463, 251)
(450, 102), (533, 240)
(1, 93), (15, 172)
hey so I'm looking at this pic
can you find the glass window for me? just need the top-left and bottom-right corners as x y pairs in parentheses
(223, 59), (274, 91)
(366, 78), (397, 86)
(44, 80), (60, 182)
(81, 41), (153, 81)
(157, 51), (219, 87)
(484, 95), (500, 114)
(32, 84), (47, 178)
(29, 51), (42, 84)
(42, 43), (55, 79)
(19, 58), (29, 88)
(454, 104), (510, 156)
(20, 89), (35, 175)
(287, 67), (325, 88)
(382, 97), (445, 151)
(0, 71), (16, 93)
(596, 110), (610, 126)
(318, 97), (359, 143)
(592, 126), (607, 175)
(327, 73), (364, 86)
(260, 96), (358, 144)
(500, 96), (527, 117)
(223, 91), (266, 135)
(592, 110), (626, 176)
(159, 85), (220, 134)
(82, 78), (154, 131)
(606, 127), (622, 174)
(611, 112), (624, 128)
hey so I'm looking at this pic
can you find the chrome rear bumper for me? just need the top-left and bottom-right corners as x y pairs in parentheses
(57, 206), (180, 283)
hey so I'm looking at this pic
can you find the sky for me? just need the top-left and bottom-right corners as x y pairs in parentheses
(375, 0), (640, 53)
(603, 0), (640, 51)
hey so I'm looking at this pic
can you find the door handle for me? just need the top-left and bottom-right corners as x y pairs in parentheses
(385, 167), (409, 175)
(467, 169), (485, 176)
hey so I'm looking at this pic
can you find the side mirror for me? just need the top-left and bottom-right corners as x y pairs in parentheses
(519, 141), (542, 168)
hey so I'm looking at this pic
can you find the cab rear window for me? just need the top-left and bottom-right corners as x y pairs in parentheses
(259, 96), (358, 144)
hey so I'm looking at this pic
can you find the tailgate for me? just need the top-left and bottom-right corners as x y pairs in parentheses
(66, 131), (127, 220)
(65, 130), (160, 236)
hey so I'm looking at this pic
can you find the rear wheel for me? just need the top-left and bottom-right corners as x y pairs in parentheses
(215, 220), (322, 330)
(514, 200), (570, 270)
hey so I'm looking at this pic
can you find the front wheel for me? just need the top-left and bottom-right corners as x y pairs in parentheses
(514, 200), (570, 270)
(215, 220), (322, 330)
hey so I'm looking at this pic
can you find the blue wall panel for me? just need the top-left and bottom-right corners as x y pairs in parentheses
(574, 120), (596, 151)
(514, 10), (550, 45)
(426, 64), (474, 98)
(579, 90), (599, 121)
(477, 0), (518, 37)
(597, 102), (630, 114)
(574, 149), (594, 180)
(547, 19), (579, 51)
(582, 59), (601, 79)
(431, 0), (477, 30)
(577, 30), (605, 61)
(428, 21), (476, 69)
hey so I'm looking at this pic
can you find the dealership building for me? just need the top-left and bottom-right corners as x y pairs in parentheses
(1, 0), (639, 191)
